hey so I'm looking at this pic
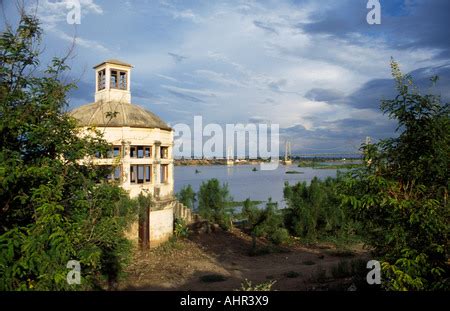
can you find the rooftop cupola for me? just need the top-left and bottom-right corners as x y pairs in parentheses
(93, 59), (133, 103)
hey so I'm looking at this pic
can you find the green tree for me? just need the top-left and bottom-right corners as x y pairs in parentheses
(197, 178), (233, 230)
(242, 198), (289, 250)
(0, 12), (137, 290)
(341, 60), (449, 290)
(283, 177), (352, 242)
(176, 184), (196, 210)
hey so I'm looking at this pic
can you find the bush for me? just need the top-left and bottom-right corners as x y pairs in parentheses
(341, 60), (449, 290)
(197, 179), (233, 230)
(269, 228), (290, 245)
(238, 279), (276, 291)
(174, 218), (190, 238)
(283, 177), (359, 242)
(176, 185), (196, 210)
(242, 198), (288, 249)
(0, 13), (138, 290)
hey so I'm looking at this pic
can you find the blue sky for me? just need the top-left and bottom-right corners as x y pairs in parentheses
(4, 0), (450, 154)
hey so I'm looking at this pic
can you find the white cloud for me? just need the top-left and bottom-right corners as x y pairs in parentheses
(29, 0), (108, 53)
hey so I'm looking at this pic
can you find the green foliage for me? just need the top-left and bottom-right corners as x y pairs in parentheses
(176, 184), (196, 210)
(283, 177), (359, 242)
(174, 218), (190, 238)
(341, 60), (449, 290)
(242, 198), (289, 248)
(238, 279), (276, 291)
(0, 13), (137, 290)
(197, 179), (233, 230)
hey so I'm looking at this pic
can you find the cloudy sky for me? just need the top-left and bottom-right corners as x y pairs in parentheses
(4, 0), (450, 155)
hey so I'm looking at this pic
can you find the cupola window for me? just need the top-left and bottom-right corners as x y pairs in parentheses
(97, 69), (106, 90)
(110, 69), (127, 90)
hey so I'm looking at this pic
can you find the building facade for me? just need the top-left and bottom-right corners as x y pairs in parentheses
(70, 59), (175, 247)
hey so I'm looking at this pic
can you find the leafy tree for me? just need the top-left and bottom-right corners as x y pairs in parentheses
(176, 184), (196, 210)
(0, 12), (138, 290)
(283, 177), (355, 242)
(242, 198), (289, 249)
(197, 178), (233, 230)
(341, 60), (449, 290)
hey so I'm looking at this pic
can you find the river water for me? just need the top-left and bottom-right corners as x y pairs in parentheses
(174, 164), (338, 208)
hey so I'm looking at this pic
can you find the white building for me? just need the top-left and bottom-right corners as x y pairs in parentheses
(70, 59), (175, 247)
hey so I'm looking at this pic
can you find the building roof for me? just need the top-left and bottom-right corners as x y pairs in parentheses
(93, 59), (133, 69)
(70, 101), (172, 131)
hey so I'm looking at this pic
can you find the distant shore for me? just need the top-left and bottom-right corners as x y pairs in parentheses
(174, 159), (265, 166)
(174, 158), (362, 167)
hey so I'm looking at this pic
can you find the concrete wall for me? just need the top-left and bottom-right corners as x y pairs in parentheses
(149, 208), (174, 247)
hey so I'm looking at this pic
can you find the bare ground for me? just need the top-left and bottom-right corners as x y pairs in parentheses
(119, 228), (369, 291)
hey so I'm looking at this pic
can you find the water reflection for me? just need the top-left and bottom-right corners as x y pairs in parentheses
(174, 164), (338, 208)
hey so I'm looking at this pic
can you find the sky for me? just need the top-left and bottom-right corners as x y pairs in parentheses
(3, 0), (450, 155)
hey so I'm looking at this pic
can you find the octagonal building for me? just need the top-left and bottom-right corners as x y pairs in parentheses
(70, 59), (175, 247)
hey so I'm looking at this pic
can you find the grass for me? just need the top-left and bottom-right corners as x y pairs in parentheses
(154, 236), (184, 253)
(200, 274), (227, 283)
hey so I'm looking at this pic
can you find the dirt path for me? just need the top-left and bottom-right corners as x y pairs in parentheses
(120, 228), (369, 291)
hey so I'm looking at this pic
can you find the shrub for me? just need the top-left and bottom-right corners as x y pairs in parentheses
(283, 177), (358, 242)
(0, 13), (138, 290)
(197, 179), (233, 230)
(238, 279), (276, 291)
(176, 185), (196, 210)
(174, 218), (190, 238)
(341, 60), (449, 290)
(242, 198), (288, 250)
(269, 228), (290, 245)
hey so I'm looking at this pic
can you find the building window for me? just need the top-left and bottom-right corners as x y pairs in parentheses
(137, 146), (144, 158)
(160, 164), (169, 183)
(160, 146), (169, 159)
(104, 165), (121, 182)
(113, 146), (121, 157)
(119, 71), (127, 89)
(95, 146), (121, 159)
(98, 69), (106, 91)
(110, 69), (127, 90)
(145, 146), (152, 158)
(130, 165), (152, 184)
(130, 146), (152, 158)
(145, 165), (151, 182)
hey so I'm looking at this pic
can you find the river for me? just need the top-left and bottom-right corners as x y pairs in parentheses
(174, 164), (339, 208)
